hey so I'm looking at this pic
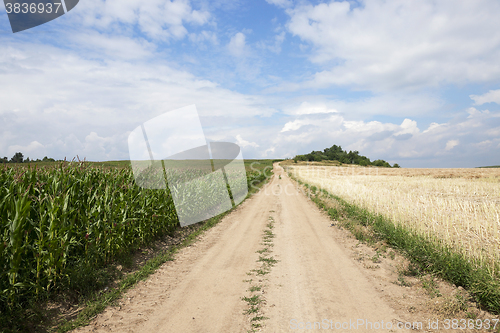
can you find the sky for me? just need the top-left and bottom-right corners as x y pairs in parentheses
(1, 0), (500, 168)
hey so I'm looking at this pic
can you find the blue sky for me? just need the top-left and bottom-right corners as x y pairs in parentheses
(1, 0), (500, 167)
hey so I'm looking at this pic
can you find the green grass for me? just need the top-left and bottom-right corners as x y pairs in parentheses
(242, 215), (277, 332)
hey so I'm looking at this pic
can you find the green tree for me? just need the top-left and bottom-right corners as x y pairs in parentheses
(305, 153), (315, 161)
(358, 159), (369, 166)
(10, 152), (24, 163)
(372, 159), (391, 167)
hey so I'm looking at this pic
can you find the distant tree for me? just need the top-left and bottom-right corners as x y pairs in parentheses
(372, 159), (391, 167)
(347, 150), (360, 164)
(295, 144), (394, 168)
(1, 156), (7, 164)
(393, 163), (401, 168)
(358, 159), (369, 166)
(305, 153), (315, 161)
(338, 155), (348, 164)
(10, 152), (24, 163)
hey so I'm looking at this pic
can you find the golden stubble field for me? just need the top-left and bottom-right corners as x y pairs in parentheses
(286, 164), (500, 273)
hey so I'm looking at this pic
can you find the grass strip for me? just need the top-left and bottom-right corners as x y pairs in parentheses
(242, 215), (277, 332)
(57, 250), (174, 332)
(289, 174), (500, 315)
(56, 212), (223, 332)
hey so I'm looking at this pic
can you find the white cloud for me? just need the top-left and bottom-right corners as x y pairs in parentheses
(268, 106), (500, 166)
(227, 32), (247, 57)
(445, 139), (459, 151)
(189, 30), (218, 45)
(285, 0), (500, 91)
(0, 42), (276, 160)
(71, 32), (157, 60)
(281, 119), (304, 132)
(235, 135), (259, 148)
(7, 141), (44, 159)
(272, 91), (444, 118)
(75, 0), (210, 41)
(470, 89), (500, 105)
(281, 114), (344, 133)
(287, 101), (338, 115)
(257, 31), (286, 54)
(2, 0), (500, 168)
(475, 140), (492, 148)
(423, 122), (443, 133)
(263, 146), (276, 157)
(265, 0), (292, 8)
(397, 119), (419, 135)
(466, 107), (493, 120)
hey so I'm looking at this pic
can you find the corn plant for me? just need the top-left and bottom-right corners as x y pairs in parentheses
(0, 162), (178, 312)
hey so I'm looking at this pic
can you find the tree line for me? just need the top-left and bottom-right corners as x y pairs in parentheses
(1, 152), (60, 164)
(293, 144), (400, 168)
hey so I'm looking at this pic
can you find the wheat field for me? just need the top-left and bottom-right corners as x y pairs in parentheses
(288, 165), (500, 272)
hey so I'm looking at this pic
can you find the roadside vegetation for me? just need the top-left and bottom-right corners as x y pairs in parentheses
(285, 165), (500, 315)
(242, 214), (278, 332)
(0, 158), (275, 332)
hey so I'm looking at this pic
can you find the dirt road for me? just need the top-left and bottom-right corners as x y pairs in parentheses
(75, 163), (413, 332)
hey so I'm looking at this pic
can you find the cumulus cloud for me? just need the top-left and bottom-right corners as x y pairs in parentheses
(2, 0), (500, 168)
(269, 107), (500, 166)
(227, 32), (247, 57)
(6, 141), (45, 159)
(0, 42), (276, 160)
(281, 119), (304, 132)
(445, 140), (459, 151)
(235, 134), (259, 148)
(265, 0), (293, 8)
(286, 101), (338, 115)
(75, 0), (210, 41)
(470, 89), (500, 105)
(285, 0), (500, 91)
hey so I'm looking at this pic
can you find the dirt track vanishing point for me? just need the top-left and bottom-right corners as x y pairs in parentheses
(75, 163), (430, 332)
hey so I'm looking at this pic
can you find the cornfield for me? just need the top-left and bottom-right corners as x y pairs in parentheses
(0, 162), (180, 311)
(288, 165), (500, 274)
(0, 160), (269, 313)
